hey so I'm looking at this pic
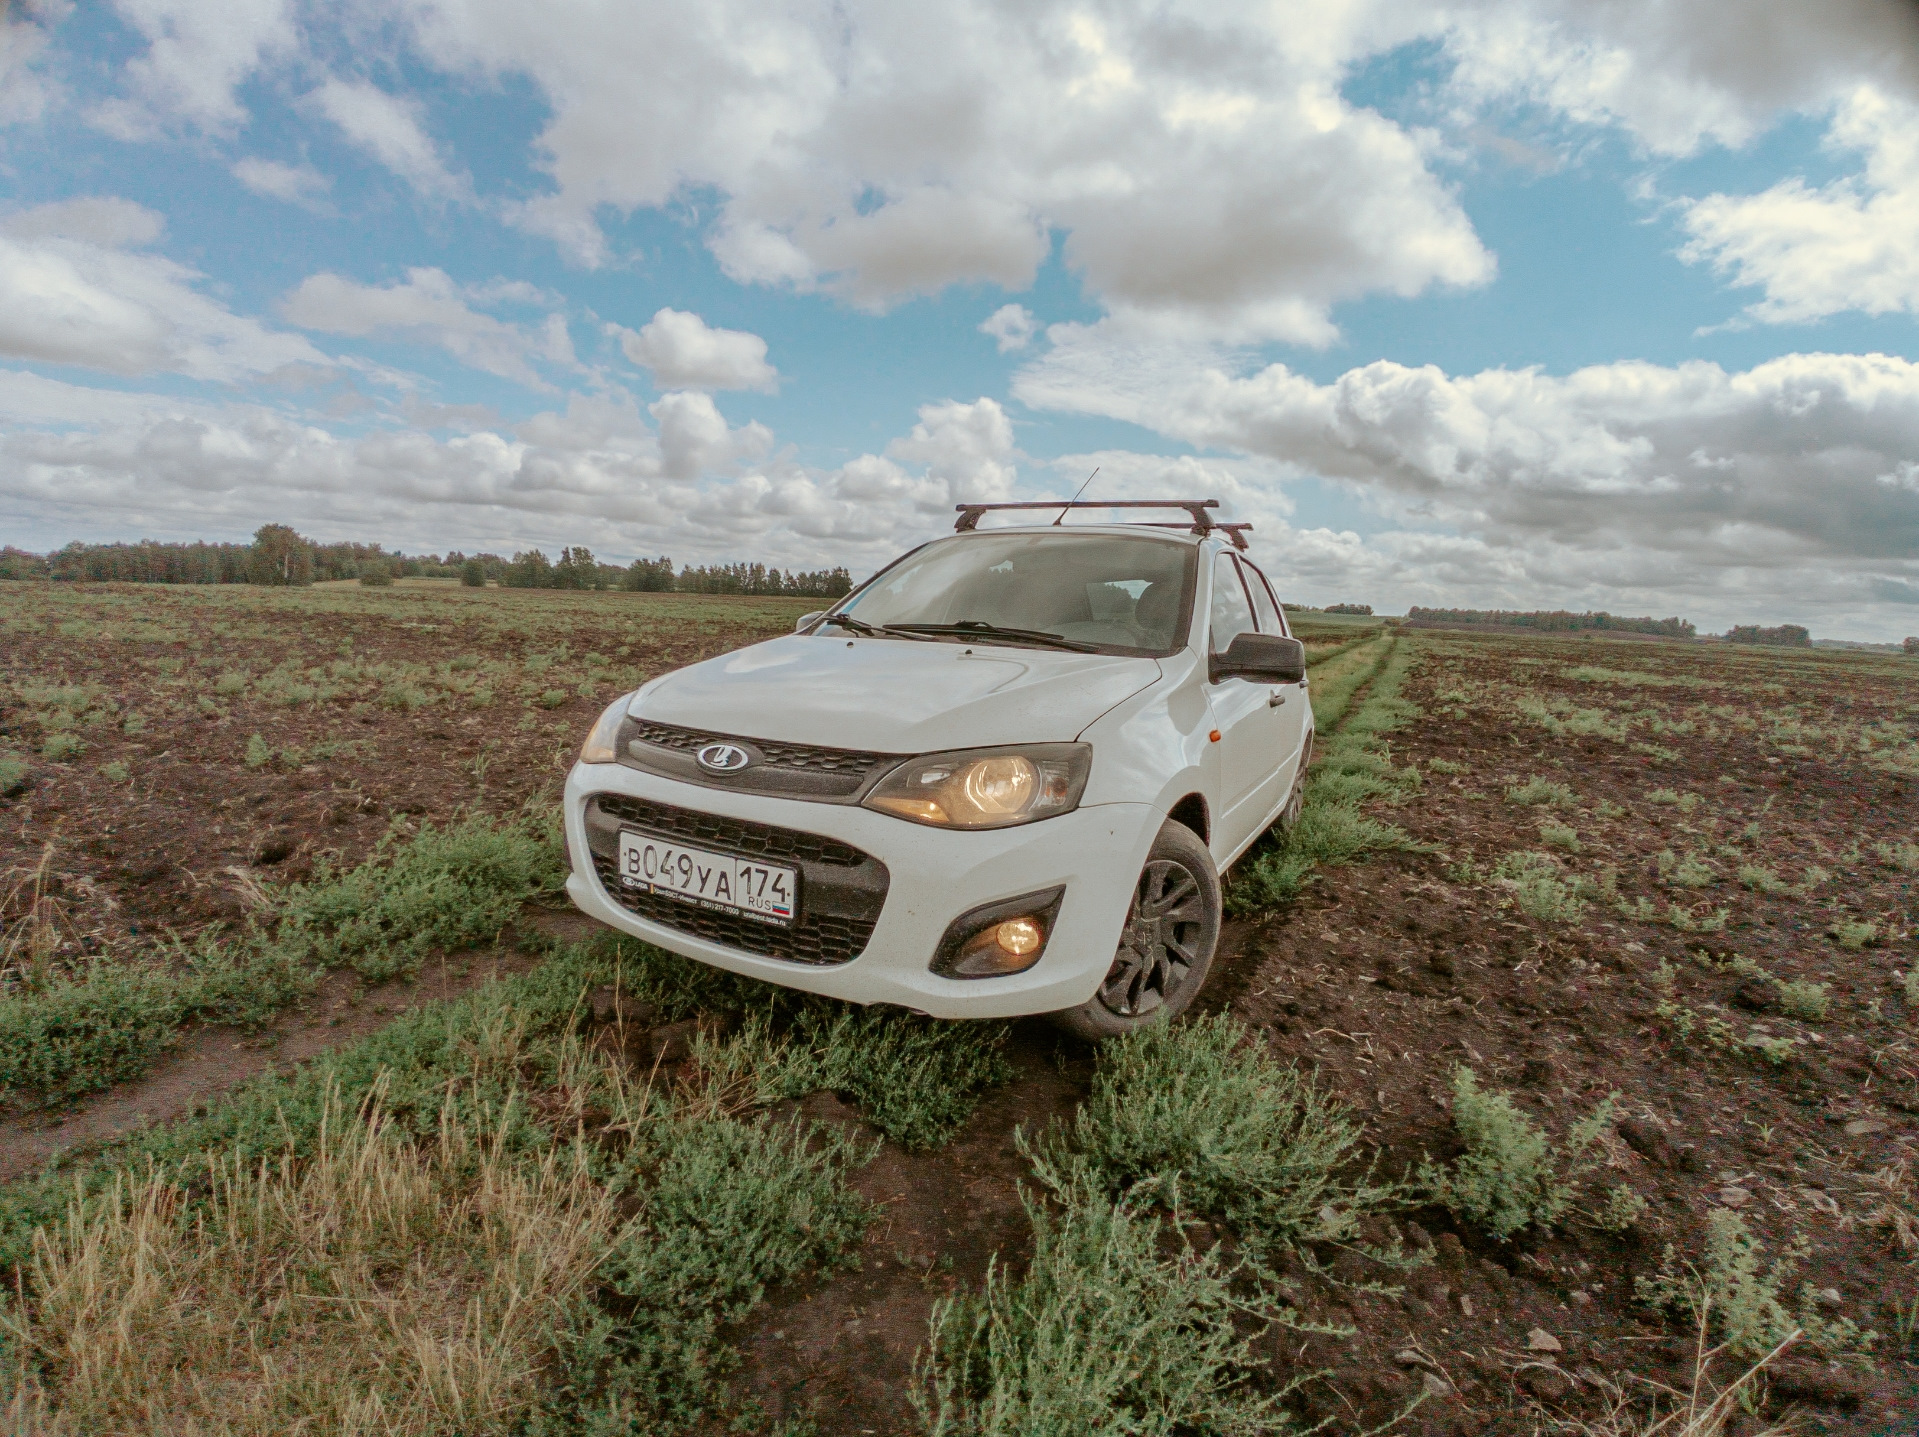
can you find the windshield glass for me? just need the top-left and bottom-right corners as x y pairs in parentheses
(834, 532), (1197, 656)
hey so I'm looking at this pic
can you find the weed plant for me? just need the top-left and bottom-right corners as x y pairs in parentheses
(1044, 1013), (1394, 1249)
(1637, 1211), (1874, 1360)
(1492, 851), (1588, 922)
(1775, 980), (1829, 1022)
(0, 752), (26, 797)
(1421, 1067), (1616, 1240)
(1829, 919), (1879, 950)
(914, 1166), (1302, 1437)
(1506, 777), (1575, 807)
(1230, 638), (1421, 910)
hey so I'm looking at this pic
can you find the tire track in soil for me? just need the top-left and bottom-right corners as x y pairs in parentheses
(0, 922), (589, 1184)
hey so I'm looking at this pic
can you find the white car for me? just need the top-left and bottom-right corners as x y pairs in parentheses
(564, 500), (1311, 1036)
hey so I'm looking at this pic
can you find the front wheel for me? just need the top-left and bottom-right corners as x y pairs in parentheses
(1051, 819), (1222, 1040)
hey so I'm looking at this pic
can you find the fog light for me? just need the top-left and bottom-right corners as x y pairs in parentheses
(994, 917), (1043, 957)
(931, 887), (1065, 979)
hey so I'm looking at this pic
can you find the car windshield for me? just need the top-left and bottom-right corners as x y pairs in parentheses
(832, 531), (1197, 656)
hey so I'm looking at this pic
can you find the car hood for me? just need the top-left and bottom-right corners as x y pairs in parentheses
(631, 634), (1162, 753)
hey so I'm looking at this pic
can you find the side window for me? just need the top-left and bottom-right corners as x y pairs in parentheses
(1208, 552), (1257, 657)
(1241, 560), (1287, 635)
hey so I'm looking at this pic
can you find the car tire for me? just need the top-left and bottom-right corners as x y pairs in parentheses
(1276, 732), (1313, 832)
(1051, 818), (1222, 1040)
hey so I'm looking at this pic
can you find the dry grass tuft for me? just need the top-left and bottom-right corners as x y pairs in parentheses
(1551, 1328), (1799, 1436)
(2, 1085), (613, 1435)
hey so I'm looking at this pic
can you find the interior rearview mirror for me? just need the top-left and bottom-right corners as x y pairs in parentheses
(1210, 632), (1306, 685)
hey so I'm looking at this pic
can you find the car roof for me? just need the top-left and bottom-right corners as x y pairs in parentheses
(948, 522), (1218, 548)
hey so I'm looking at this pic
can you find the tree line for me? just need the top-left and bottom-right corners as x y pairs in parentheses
(1405, 607), (1697, 638)
(0, 527), (853, 598)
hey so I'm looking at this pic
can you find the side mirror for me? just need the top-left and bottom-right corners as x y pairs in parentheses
(796, 611), (825, 632)
(1210, 632), (1306, 685)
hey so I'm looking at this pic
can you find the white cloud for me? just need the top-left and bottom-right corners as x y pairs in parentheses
(1437, 0), (1919, 157)
(980, 304), (1037, 353)
(1679, 86), (1919, 324)
(1014, 333), (1919, 631)
(615, 308), (777, 391)
(279, 267), (568, 387)
(0, 0), (65, 127)
(396, 0), (1493, 340)
(0, 197), (326, 380)
(91, 0), (292, 136)
(232, 156), (331, 207)
(883, 397), (1018, 505)
(308, 78), (470, 202)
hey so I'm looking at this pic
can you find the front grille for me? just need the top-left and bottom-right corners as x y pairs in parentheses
(595, 793), (864, 865)
(631, 721), (890, 776)
(585, 794), (887, 966)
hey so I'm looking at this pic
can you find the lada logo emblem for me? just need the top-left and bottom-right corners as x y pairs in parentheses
(695, 742), (753, 773)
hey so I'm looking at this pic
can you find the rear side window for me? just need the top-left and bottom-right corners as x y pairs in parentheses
(1240, 560), (1287, 635)
(1208, 552), (1258, 655)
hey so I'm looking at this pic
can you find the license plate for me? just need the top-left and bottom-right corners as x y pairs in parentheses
(617, 830), (797, 926)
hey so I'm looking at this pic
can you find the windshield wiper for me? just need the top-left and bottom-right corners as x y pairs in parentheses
(884, 621), (1099, 653)
(820, 613), (938, 641)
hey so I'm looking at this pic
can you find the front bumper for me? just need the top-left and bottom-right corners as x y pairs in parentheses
(562, 760), (1156, 1018)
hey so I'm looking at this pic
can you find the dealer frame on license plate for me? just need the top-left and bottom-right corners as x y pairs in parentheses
(617, 829), (798, 927)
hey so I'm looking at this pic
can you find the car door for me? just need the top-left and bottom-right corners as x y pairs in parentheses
(1205, 551), (1286, 860)
(1239, 558), (1311, 816)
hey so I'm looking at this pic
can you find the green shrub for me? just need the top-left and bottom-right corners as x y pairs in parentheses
(1829, 919), (1879, 950)
(1876, 841), (1919, 873)
(1427, 757), (1467, 775)
(1637, 1211), (1874, 1360)
(99, 760), (130, 783)
(1048, 1012), (1393, 1248)
(42, 733), (83, 762)
(0, 750), (27, 796)
(214, 671), (248, 696)
(1538, 820), (1580, 853)
(915, 1169), (1295, 1437)
(244, 733), (272, 768)
(460, 559), (487, 587)
(1776, 979), (1829, 1022)
(537, 688), (569, 709)
(278, 809), (565, 981)
(1595, 1184), (1649, 1232)
(551, 1109), (872, 1431)
(1493, 851), (1587, 922)
(358, 561), (393, 587)
(1421, 1067), (1616, 1240)
(1506, 777), (1575, 807)
(1738, 863), (1786, 893)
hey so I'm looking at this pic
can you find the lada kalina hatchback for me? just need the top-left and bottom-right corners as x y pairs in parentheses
(564, 499), (1311, 1037)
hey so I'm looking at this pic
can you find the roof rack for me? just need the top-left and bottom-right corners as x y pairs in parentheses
(952, 499), (1251, 550)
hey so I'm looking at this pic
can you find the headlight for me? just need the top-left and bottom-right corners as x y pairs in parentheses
(863, 744), (1091, 829)
(579, 694), (632, 763)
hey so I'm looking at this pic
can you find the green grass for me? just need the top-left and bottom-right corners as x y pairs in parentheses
(915, 1166), (1303, 1437)
(1229, 637), (1421, 910)
(0, 808), (566, 1111)
(0, 751), (26, 797)
(1505, 776), (1575, 807)
(1420, 1067), (1615, 1240)
(1492, 851), (1588, 922)
(1044, 1012), (1394, 1251)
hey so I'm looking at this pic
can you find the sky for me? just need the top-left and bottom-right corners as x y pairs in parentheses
(2, 0), (1918, 638)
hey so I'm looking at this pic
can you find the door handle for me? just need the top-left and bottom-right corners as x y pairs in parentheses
(1268, 690), (1286, 707)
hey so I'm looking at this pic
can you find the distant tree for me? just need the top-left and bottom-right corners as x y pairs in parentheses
(1324, 602), (1373, 616)
(460, 558), (487, 587)
(551, 546), (600, 590)
(1725, 624), (1811, 647)
(504, 550), (555, 588)
(248, 525), (314, 586)
(358, 559), (394, 587)
(1905, 636), (1918, 656)
(623, 556), (676, 591)
(0, 547), (47, 580)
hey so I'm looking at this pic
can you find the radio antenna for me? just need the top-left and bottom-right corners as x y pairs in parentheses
(1053, 467), (1099, 525)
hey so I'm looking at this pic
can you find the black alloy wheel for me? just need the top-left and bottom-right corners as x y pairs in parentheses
(1052, 818), (1221, 1039)
(1097, 858), (1208, 1017)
